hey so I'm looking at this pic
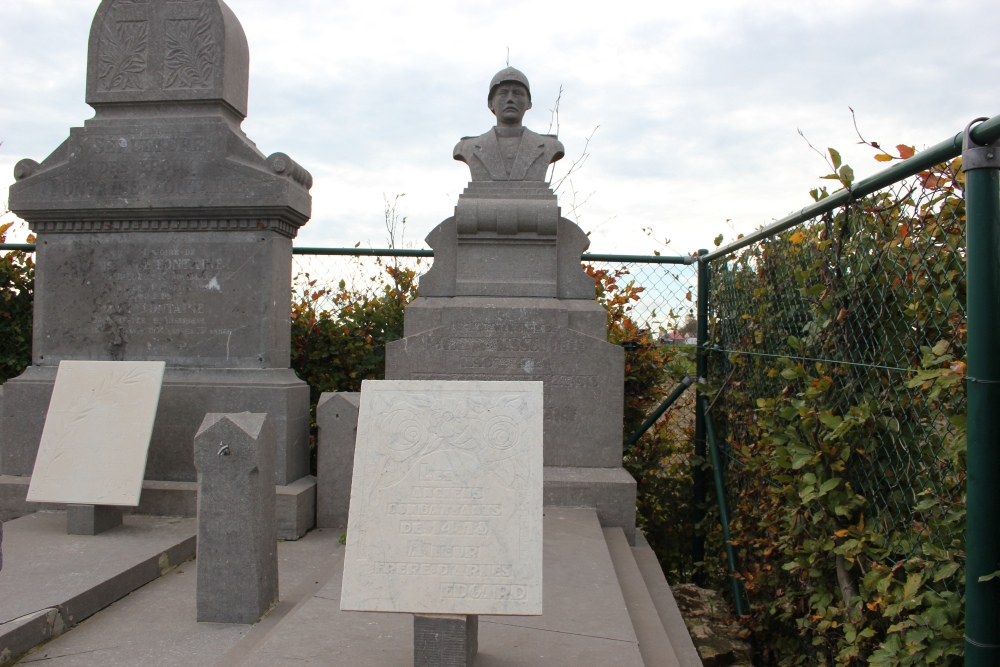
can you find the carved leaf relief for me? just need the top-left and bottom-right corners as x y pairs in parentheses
(98, 20), (148, 91)
(163, 9), (216, 89)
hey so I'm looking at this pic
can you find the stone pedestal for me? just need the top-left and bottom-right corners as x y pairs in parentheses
(67, 504), (123, 535)
(387, 213), (636, 539)
(194, 412), (278, 624)
(2, 0), (313, 500)
(414, 614), (478, 667)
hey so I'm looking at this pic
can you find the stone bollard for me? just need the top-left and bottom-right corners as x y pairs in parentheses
(194, 412), (278, 624)
(315, 392), (360, 530)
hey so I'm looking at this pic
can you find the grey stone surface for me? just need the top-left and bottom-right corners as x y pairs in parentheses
(386, 299), (624, 469)
(0, 511), (195, 666)
(276, 475), (316, 540)
(67, 505), (124, 536)
(414, 614), (478, 667)
(194, 413), (278, 624)
(1, 0), (313, 502)
(316, 392), (360, 530)
(544, 466), (637, 544)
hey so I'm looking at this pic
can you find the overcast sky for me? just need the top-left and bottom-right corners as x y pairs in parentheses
(1, 0), (998, 255)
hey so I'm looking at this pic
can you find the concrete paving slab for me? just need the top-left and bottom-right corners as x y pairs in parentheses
(5, 510), (658, 666)
(0, 512), (195, 625)
(0, 511), (196, 666)
(13, 528), (343, 667)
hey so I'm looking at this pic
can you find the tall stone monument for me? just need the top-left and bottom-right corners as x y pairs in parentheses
(386, 68), (635, 541)
(2, 1), (313, 501)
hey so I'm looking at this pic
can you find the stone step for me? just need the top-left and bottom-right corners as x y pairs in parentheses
(631, 533), (703, 667)
(0, 511), (197, 666)
(604, 527), (682, 667)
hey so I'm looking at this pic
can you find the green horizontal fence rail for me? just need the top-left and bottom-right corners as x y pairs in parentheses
(696, 113), (1000, 664)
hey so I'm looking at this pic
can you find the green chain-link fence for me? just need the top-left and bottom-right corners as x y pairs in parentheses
(693, 115), (1000, 664)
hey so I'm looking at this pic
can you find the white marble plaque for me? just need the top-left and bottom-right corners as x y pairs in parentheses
(26, 360), (166, 506)
(340, 380), (543, 615)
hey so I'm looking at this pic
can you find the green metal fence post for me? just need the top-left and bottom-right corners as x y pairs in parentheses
(693, 249), (709, 577)
(702, 396), (746, 616)
(964, 118), (1000, 666)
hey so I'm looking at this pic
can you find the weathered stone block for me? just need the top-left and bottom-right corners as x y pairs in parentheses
(341, 380), (543, 616)
(414, 614), (478, 667)
(386, 300), (624, 468)
(194, 412), (278, 624)
(316, 392), (360, 530)
(276, 475), (316, 540)
(67, 504), (123, 535)
(544, 466), (637, 544)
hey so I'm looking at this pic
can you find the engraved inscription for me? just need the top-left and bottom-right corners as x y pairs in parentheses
(99, 20), (148, 91)
(39, 239), (275, 365)
(340, 381), (543, 615)
(164, 8), (215, 89)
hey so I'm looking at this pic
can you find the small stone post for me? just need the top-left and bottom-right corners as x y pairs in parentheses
(414, 614), (478, 667)
(315, 392), (360, 530)
(194, 412), (278, 624)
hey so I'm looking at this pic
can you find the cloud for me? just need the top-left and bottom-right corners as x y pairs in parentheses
(2, 0), (998, 253)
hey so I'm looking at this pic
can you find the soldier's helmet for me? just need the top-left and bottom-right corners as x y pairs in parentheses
(488, 67), (531, 104)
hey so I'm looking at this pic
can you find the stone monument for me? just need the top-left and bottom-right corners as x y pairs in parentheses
(384, 68), (635, 541)
(2, 0), (314, 525)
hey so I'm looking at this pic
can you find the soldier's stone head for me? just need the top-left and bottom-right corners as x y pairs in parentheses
(488, 67), (532, 128)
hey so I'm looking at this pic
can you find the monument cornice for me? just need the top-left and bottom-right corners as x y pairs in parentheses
(23, 213), (306, 239)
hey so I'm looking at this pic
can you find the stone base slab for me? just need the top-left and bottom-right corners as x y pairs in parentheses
(0, 474), (315, 539)
(544, 466), (637, 544)
(1, 366), (310, 485)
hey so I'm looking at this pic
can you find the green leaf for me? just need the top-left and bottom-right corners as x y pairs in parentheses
(819, 478), (841, 494)
(978, 568), (1000, 583)
(839, 165), (854, 187)
(828, 147), (842, 170)
(903, 572), (922, 600)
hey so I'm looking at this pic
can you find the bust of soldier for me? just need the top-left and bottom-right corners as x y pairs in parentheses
(454, 67), (565, 182)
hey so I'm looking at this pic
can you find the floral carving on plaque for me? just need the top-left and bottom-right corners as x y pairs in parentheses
(98, 20), (148, 91)
(163, 8), (216, 89)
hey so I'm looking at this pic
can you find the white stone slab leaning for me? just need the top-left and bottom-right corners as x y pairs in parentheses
(341, 380), (543, 616)
(26, 360), (166, 506)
